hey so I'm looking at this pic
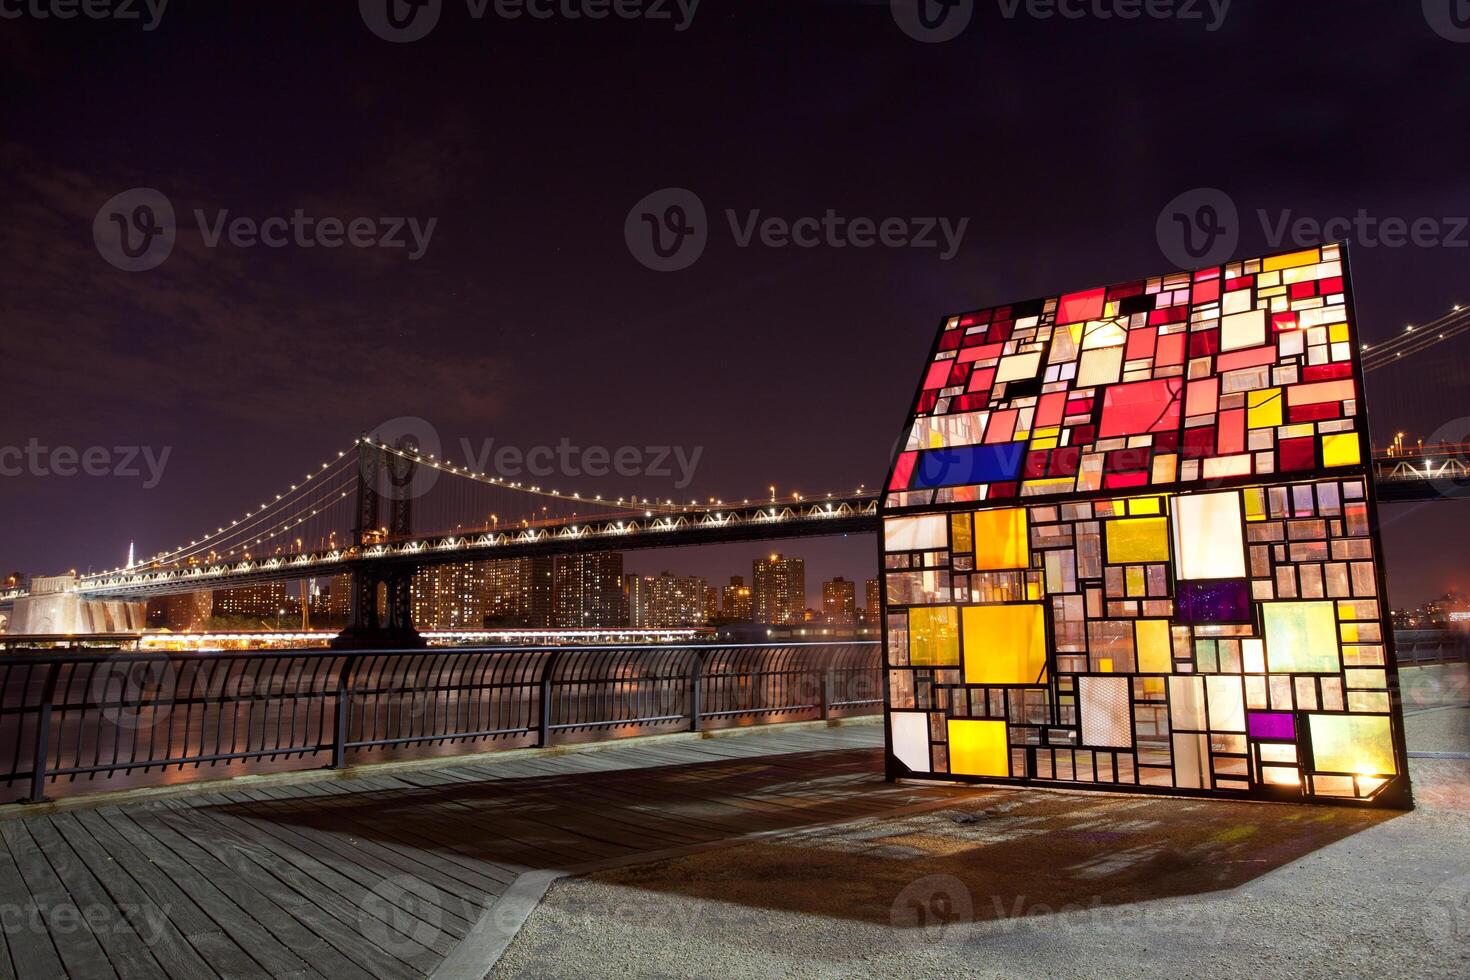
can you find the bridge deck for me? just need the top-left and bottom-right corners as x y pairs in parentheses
(0, 721), (969, 980)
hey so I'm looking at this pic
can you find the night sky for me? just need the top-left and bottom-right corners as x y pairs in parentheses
(3, 2), (1469, 607)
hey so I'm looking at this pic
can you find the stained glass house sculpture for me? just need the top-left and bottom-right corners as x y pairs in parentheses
(881, 243), (1411, 807)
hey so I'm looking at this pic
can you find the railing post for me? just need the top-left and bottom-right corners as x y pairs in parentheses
(330, 654), (358, 770)
(689, 650), (705, 732)
(822, 665), (836, 722)
(537, 651), (561, 748)
(26, 662), (61, 804)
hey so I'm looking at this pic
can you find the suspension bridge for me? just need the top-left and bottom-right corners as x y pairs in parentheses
(4, 298), (1470, 643)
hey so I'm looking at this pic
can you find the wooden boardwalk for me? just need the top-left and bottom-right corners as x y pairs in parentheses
(0, 722), (969, 980)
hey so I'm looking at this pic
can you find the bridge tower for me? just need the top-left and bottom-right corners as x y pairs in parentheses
(332, 438), (427, 649)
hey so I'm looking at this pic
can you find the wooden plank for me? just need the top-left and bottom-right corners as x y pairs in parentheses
(137, 804), (418, 980)
(43, 813), (217, 980)
(107, 806), (370, 980)
(0, 820), (118, 979)
(193, 791), (482, 934)
(235, 786), (504, 905)
(228, 786), (519, 892)
(0, 821), (68, 979)
(68, 809), (259, 978)
(154, 802), (449, 973)
(22, 817), (168, 980)
(94, 806), (324, 978)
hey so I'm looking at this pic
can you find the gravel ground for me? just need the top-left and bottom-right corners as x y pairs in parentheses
(494, 755), (1470, 979)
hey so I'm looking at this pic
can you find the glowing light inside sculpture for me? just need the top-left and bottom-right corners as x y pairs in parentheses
(882, 243), (1410, 805)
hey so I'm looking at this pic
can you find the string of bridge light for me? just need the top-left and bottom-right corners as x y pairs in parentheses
(85, 445), (361, 578)
(125, 461), (357, 573)
(370, 438), (689, 514)
(1362, 302), (1469, 373)
(369, 438), (870, 515)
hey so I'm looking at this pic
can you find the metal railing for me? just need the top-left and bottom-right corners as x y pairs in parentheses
(0, 641), (881, 803)
(1394, 629), (1470, 666)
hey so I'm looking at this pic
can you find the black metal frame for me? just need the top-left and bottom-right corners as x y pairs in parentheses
(0, 641), (881, 803)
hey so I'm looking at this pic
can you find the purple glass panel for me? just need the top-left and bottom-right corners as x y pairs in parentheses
(1175, 580), (1252, 624)
(1247, 712), (1296, 740)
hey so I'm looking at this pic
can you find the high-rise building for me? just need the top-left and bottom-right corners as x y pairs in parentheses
(822, 577), (856, 624)
(553, 553), (627, 628)
(865, 578), (881, 624)
(411, 561), (488, 629)
(325, 573), (353, 620)
(484, 557), (554, 627)
(753, 554), (805, 624)
(213, 581), (296, 620)
(704, 585), (719, 622)
(626, 572), (709, 627)
(625, 573), (653, 628)
(146, 591), (214, 631)
(721, 575), (753, 621)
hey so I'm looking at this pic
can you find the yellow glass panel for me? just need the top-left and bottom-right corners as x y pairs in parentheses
(1263, 247), (1321, 272)
(1099, 658), (1114, 673)
(908, 606), (959, 667)
(950, 513), (973, 555)
(1106, 516), (1169, 564)
(1264, 601), (1340, 672)
(1124, 566), (1145, 597)
(1329, 322), (1349, 343)
(1031, 437), (1058, 450)
(1323, 433), (1361, 467)
(962, 604), (1046, 685)
(1341, 623), (1360, 643)
(1136, 620), (1172, 673)
(1244, 487), (1266, 522)
(948, 719), (1010, 777)
(1308, 714), (1397, 776)
(1247, 388), (1283, 429)
(1127, 496), (1163, 515)
(973, 508), (1030, 570)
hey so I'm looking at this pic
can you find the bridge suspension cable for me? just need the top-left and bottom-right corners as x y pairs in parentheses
(1362, 303), (1470, 373)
